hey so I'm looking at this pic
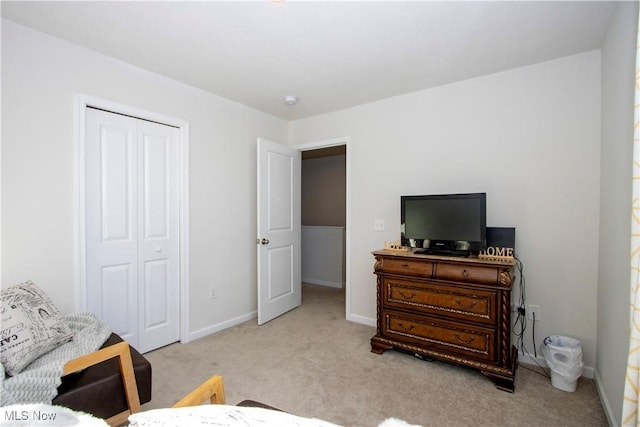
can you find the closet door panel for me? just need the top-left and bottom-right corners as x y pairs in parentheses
(85, 109), (139, 346)
(137, 120), (179, 353)
(85, 108), (179, 353)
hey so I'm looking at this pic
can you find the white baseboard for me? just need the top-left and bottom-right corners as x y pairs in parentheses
(184, 311), (257, 343)
(517, 350), (594, 379)
(594, 369), (618, 427)
(347, 312), (376, 327)
(302, 277), (343, 288)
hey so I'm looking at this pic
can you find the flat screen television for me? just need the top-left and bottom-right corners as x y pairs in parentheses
(401, 193), (487, 256)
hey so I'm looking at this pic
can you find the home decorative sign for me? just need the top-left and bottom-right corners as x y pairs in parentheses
(384, 240), (410, 252)
(478, 246), (514, 261)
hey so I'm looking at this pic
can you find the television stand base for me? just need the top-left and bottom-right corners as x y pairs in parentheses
(413, 249), (470, 257)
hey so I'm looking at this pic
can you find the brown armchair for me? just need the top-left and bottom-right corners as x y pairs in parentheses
(53, 333), (152, 426)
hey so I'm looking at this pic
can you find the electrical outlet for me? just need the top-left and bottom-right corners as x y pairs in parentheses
(209, 286), (217, 299)
(528, 304), (540, 321)
(374, 219), (385, 231)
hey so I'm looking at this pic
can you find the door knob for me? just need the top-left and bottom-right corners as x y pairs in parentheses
(261, 238), (270, 245)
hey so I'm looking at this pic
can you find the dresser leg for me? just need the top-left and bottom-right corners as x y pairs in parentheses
(481, 347), (518, 393)
(370, 339), (393, 354)
(481, 371), (516, 393)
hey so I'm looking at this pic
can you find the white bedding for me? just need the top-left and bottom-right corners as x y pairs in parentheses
(0, 403), (421, 427)
(0, 404), (108, 426)
(127, 405), (341, 427)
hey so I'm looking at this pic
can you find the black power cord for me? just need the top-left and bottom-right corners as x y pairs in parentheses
(512, 255), (550, 379)
(512, 256), (527, 355)
(532, 310), (537, 358)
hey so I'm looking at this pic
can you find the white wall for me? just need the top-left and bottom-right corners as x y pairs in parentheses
(1, 20), (287, 338)
(290, 51), (602, 367)
(301, 226), (344, 288)
(597, 2), (638, 425)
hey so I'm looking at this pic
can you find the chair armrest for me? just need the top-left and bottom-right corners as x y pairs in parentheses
(172, 375), (225, 407)
(63, 341), (141, 426)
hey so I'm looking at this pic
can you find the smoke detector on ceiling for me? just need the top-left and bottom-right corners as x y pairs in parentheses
(283, 95), (299, 106)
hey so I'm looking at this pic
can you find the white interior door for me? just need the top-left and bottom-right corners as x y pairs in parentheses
(85, 107), (179, 352)
(136, 119), (180, 352)
(257, 137), (301, 325)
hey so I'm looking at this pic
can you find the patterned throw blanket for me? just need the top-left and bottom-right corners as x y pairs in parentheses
(1, 312), (111, 406)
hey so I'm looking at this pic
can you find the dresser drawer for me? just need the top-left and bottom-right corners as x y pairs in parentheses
(383, 278), (497, 325)
(381, 309), (496, 362)
(434, 262), (499, 285)
(382, 258), (433, 277)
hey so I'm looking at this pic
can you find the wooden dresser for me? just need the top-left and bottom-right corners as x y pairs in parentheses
(370, 249), (517, 392)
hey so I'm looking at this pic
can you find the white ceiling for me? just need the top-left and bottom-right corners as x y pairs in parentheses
(1, 1), (617, 121)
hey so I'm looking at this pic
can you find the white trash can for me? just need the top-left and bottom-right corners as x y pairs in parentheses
(541, 335), (584, 392)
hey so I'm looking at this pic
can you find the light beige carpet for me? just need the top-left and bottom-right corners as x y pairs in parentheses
(142, 284), (607, 427)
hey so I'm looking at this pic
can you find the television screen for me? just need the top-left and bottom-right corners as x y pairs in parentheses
(401, 193), (486, 255)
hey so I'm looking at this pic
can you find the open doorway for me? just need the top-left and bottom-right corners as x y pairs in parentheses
(300, 145), (347, 309)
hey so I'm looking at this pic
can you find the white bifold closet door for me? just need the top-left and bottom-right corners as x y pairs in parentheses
(84, 107), (179, 353)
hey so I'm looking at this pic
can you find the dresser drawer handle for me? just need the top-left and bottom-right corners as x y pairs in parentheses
(397, 323), (415, 332)
(454, 298), (477, 309)
(399, 291), (417, 300)
(462, 269), (469, 278)
(454, 334), (475, 344)
(401, 263), (410, 268)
